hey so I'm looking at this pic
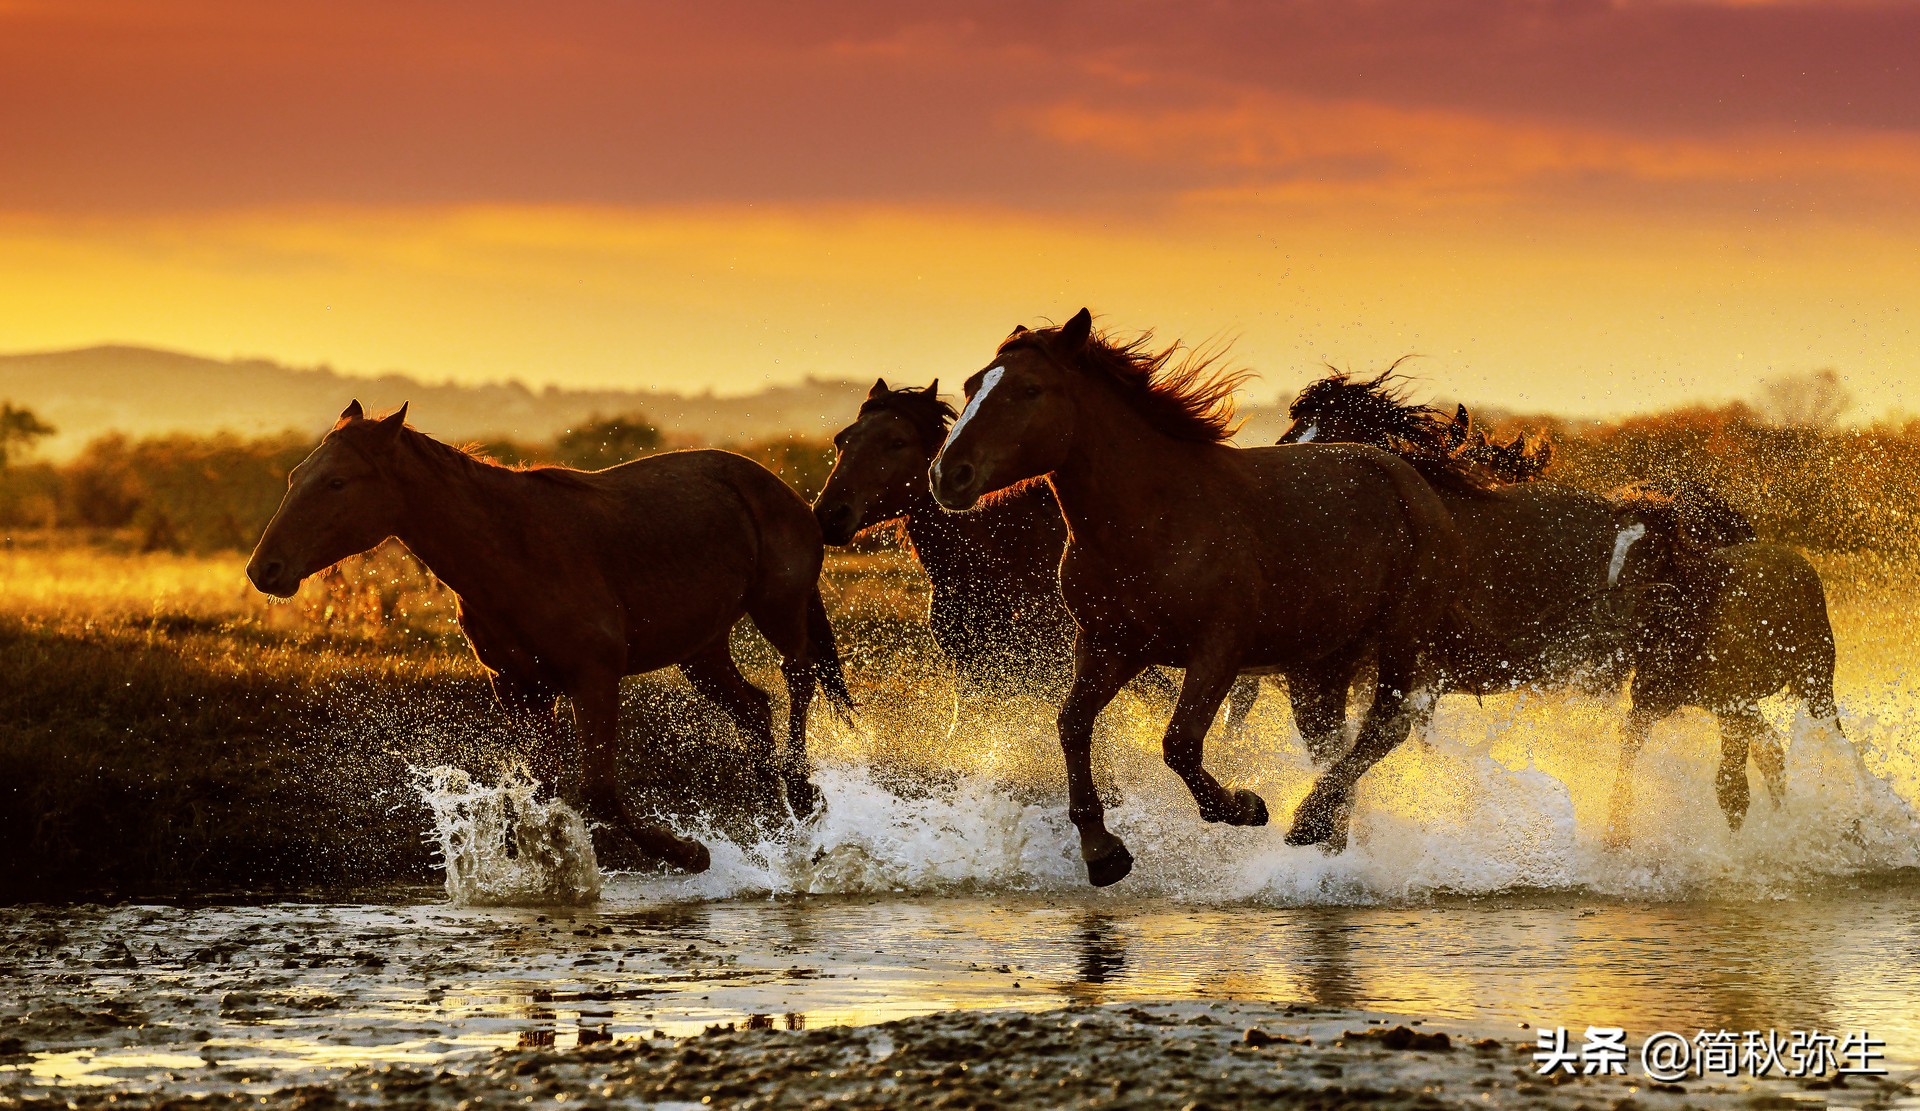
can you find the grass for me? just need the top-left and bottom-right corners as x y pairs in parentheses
(0, 537), (950, 902)
(3, 534), (1915, 903)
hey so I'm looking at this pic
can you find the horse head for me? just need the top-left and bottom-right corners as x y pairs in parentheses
(246, 400), (412, 597)
(814, 378), (955, 544)
(930, 310), (1092, 511)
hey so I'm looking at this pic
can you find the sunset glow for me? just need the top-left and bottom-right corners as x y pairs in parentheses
(4, 0), (1917, 415)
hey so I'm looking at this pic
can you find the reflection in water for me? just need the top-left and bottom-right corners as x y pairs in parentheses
(1296, 909), (1359, 1010)
(1072, 912), (1127, 990)
(5, 883), (1920, 1097)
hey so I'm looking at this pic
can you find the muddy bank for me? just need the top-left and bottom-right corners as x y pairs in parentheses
(15, 1002), (1908, 1110)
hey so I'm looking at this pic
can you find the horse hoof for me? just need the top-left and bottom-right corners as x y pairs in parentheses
(1084, 843), (1135, 888)
(786, 778), (823, 821)
(668, 839), (712, 874)
(1284, 809), (1334, 847)
(1232, 789), (1269, 827)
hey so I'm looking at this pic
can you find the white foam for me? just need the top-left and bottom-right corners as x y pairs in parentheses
(412, 766), (602, 907)
(412, 684), (1920, 910)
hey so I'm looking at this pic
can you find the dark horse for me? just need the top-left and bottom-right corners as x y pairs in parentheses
(812, 378), (1260, 719)
(1280, 370), (1840, 838)
(930, 310), (1465, 885)
(814, 379), (1079, 693)
(246, 402), (853, 872)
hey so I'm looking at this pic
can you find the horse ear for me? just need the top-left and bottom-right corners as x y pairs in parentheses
(341, 399), (364, 421)
(927, 378), (939, 397)
(366, 402), (409, 451)
(1010, 324), (1028, 335)
(1058, 308), (1093, 350)
(869, 377), (889, 398)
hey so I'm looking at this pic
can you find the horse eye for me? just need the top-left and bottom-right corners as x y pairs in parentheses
(889, 439), (909, 451)
(1024, 384), (1043, 399)
(328, 477), (347, 491)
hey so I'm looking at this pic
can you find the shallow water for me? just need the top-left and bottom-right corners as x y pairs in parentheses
(5, 881), (1920, 1098)
(10, 585), (1920, 1099)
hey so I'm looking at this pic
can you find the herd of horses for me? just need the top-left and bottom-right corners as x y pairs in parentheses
(246, 309), (1841, 887)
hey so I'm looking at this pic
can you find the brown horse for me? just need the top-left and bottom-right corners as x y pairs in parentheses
(246, 402), (852, 873)
(1279, 369), (1839, 838)
(813, 378), (1259, 718)
(929, 310), (1465, 885)
(1281, 371), (1638, 732)
(1605, 494), (1840, 841)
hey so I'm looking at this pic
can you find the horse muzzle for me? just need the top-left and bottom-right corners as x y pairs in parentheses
(929, 456), (984, 512)
(814, 501), (860, 546)
(245, 556), (302, 599)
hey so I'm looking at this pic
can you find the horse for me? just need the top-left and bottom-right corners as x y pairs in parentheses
(929, 309), (1466, 885)
(1280, 371), (1641, 729)
(1278, 369), (1838, 839)
(1604, 489), (1841, 840)
(813, 378), (1262, 720)
(814, 379), (1079, 694)
(246, 401), (853, 873)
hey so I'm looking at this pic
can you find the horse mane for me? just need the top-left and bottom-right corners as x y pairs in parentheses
(1611, 478), (1757, 555)
(1286, 365), (1562, 490)
(334, 412), (595, 488)
(1010, 322), (1249, 443)
(859, 382), (957, 448)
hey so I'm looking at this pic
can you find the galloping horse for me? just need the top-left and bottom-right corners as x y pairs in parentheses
(1606, 489), (1840, 840)
(813, 378), (1260, 718)
(1279, 370), (1840, 839)
(930, 310), (1465, 885)
(1281, 372), (1636, 735)
(246, 402), (853, 873)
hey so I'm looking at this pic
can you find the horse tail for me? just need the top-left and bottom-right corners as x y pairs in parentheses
(807, 587), (857, 720)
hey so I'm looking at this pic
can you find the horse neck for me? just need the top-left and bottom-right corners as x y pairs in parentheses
(385, 438), (528, 598)
(900, 484), (991, 586)
(1046, 380), (1211, 547)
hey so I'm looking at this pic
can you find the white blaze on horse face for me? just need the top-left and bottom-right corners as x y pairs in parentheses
(1608, 523), (1648, 587)
(1295, 422), (1319, 443)
(933, 365), (1005, 483)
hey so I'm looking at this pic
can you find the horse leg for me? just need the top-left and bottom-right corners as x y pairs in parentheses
(1221, 675), (1261, 738)
(677, 641), (789, 813)
(1287, 667), (1353, 767)
(1058, 642), (1146, 887)
(491, 673), (565, 791)
(1164, 660), (1268, 826)
(1604, 706), (1658, 849)
(1285, 663), (1429, 850)
(777, 654), (822, 818)
(745, 587), (831, 818)
(573, 674), (712, 873)
(1713, 708), (1765, 832)
(1723, 704), (1788, 810)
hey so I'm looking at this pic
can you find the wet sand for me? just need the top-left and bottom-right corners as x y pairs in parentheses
(10, 1001), (1912, 1110)
(6, 886), (1920, 1106)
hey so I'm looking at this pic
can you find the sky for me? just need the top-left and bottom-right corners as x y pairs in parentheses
(2, 0), (1917, 416)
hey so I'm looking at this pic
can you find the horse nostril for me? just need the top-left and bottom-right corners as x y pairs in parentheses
(948, 462), (975, 491)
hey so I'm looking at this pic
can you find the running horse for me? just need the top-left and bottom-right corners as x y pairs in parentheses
(246, 402), (853, 873)
(930, 310), (1465, 885)
(1279, 370), (1840, 839)
(812, 378), (1260, 720)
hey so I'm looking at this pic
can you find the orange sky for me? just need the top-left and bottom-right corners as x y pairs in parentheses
(2, 0), (1917, 416)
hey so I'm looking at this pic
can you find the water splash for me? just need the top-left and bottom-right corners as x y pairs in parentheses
(412, 766), (601, 906)
(406, 680), (1920, 910)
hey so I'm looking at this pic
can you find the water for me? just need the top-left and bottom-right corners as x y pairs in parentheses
(8, 608), (1920, 1098)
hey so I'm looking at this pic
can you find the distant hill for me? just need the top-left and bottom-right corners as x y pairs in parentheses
(0, 344), (1300, 456)
(0, 346), (885, 456)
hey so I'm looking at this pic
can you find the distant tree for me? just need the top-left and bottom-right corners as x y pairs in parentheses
(736, 435), (838, 502)
(0, 402), (55, 468)
(1756, 368), (1852, 430)
(553, 414), (663, 470)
